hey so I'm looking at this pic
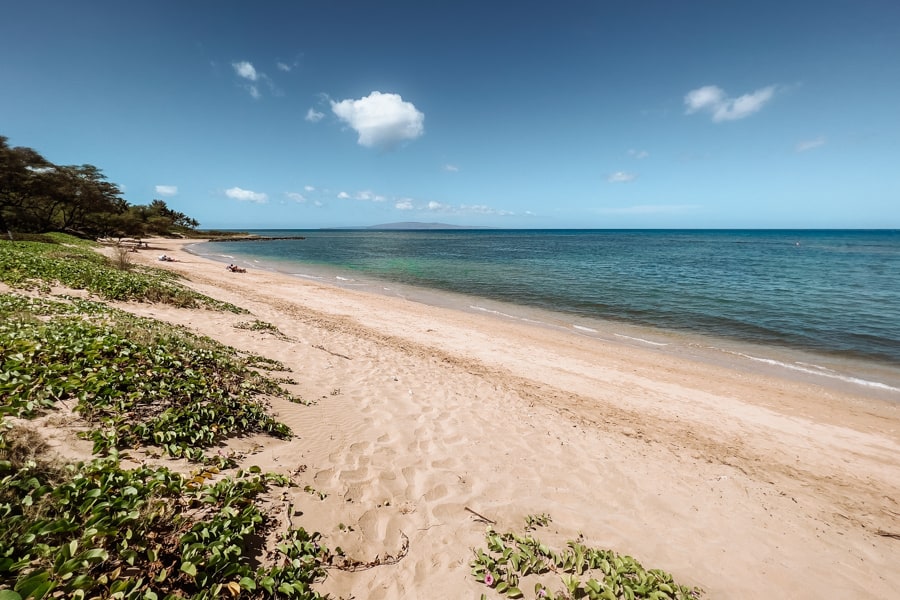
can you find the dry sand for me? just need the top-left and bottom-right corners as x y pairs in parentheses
(91, 239), (900, 598)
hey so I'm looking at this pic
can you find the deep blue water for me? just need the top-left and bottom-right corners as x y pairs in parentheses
(194, 229), (900, 370)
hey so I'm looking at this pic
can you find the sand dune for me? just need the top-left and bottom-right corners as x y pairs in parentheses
(103, 239), (900, 599)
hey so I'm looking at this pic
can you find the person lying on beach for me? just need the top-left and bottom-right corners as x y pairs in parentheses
(226, 264), (246, 273)
(158, 254), (176, 262)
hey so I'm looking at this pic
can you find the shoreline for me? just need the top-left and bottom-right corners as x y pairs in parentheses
(186, 239), (900, 401)
(121, 238), (899, 599)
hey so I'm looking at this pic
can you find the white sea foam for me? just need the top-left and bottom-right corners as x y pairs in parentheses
(335, 276), (353, 281)
(732, 352), (900, 393)
(291, 273), (325, 281)
(614, 333), (668, 346)
(573, 325), (599, 333)
(469, 305), (545, 325)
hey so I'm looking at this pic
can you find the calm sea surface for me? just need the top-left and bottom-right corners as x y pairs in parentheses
(191, 230), (900, 394)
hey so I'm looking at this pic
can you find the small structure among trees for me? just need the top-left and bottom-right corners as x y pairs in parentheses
(1, 135), (198, 240)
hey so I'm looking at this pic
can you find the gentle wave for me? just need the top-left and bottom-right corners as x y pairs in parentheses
(469, 305), (546, 325)
(730, 351), (900, 393)
(614, 333), (668, 347)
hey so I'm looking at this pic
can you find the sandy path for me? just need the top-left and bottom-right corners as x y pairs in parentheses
(102, 239), (900, 599)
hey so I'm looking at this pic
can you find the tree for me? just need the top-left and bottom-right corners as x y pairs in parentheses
(1, 133), (200, 238)
(0, 135), (51, 236)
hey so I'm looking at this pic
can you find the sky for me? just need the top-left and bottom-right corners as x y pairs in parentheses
(2, 0), (898, 229)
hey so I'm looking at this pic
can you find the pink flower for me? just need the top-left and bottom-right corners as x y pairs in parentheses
(538, 590), (547, 598)
(484, 573), (494, 587)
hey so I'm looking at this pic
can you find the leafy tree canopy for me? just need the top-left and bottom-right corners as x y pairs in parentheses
(1, 135), (199, 239)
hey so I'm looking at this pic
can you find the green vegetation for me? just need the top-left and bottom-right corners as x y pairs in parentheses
(0, 292), (330, 598)
(0, 294), (297, 463)
(0, 232), (332, 597)
(472, 517), (701, 600)
(0, 446), (327, 600)
(0, 234), (244, 311)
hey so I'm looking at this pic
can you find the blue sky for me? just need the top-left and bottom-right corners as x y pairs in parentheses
(2, 1), (898, 229)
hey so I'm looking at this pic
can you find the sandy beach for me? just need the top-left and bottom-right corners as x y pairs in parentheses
(92, 239), (900, 598)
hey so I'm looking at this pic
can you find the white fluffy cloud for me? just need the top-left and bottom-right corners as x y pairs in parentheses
(305, 108), (324, 123)
(422, 200), (512, 216)
(684, 84), (776, 122)
(795, 136), (826, 152)
(155, 185), (177, 196)
(331, 91), (425, 148)
(231, 60), (276, 99)
(607, 171), (637, 183)
(337, 190), (386, 202)
(225, 187), (268, 203)
(395, 199), (414, 210)
(285, 192), (306, 203)
(232, 61), (258, 81)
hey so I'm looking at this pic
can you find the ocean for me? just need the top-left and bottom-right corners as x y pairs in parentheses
(189, 229), (900, 396)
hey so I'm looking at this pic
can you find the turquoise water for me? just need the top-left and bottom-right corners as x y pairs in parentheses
(193, 229), (900, 389)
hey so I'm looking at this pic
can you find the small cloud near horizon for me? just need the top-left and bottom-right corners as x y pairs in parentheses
(337, 190), (386, 202)
(225, 187), (268, 203)
(425, 200), (512, 216)
(331, 91), (425, 149)
(685, 84), (776, 122)
(795, 136), (826, 152)
(607, 171), (637, 183)
(628, 149), (649, 160)
(155, 185), (177, 197)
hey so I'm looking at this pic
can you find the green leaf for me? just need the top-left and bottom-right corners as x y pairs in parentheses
(180, 561), (197, 577)
(79, 548), (109, 563)
(0, 591), (23, 600)
(277, 582), (295, 595)
(14, 570), (49, 597)
(239, 577), (257, 590)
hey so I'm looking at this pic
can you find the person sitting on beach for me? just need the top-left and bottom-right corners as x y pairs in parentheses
(226, 264), (246, 273)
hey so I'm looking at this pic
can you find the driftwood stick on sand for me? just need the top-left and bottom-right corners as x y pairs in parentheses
(465, 506), (496, 524)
